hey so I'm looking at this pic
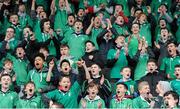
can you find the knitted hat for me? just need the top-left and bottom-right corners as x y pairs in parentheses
(159, 81), (172, 93)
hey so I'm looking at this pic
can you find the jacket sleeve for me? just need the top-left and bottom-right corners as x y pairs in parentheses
(100, 79), (112, 97)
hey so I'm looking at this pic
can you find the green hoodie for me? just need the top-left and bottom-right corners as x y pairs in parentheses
(170, 79), (180, 96)
(132, 96), (150, 108)
(79, 95), (105, 108)
(160, 56), (180, 79)
(27, 67), (49, 90)
(45, 81), (81, 108)
(107, 48), (128, 79)
(110, 97), (132, 108)
(16, 95), (42, 108)
(0, 90), (18, 108)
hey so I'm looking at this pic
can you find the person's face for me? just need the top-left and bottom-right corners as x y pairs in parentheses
(16, 47), (25, 58)
(136, 0), (143, 5)
(19, 5), (25, 12)
(134, 10), (142, 17)
(167, 43), (177, 56)
(0, 76), (11, 89)
(85, 42), (95, 53)
(160, 29), (169, 40)
(39, 12), (47, 20)
(147, 62), (157, 73)
(94, 17), (101, 28)
(6, 28), (14, 39)
(25, 83), (35, 97)
(164, 94), (178, 108)
(115, 16), (124, 25)
(61, 62), (71, 74)
(131, 24), (140, 34)
(78, 9), (84, 17)
(159, 20), (167, 28)
(87, 85), (99, 98)
(59, 77), (71, 92)
(160, 5), (167, 12)
(175, 67), (180, 79)
(34, 56), (44, 70)
(23, 27), (31, 36)
(121, 68), (131, 79)
(10, 15), (19, 25)
(116, 84), (127, 96)
(59, 0), (65, 8)
(139, 85), (150, 95)
(74, 21), (83, 32)
(90, 64), (100, 76)
(36, 6), (44, 14)
(115, 36), (125, 48)
(68, 16), (75, 26)
(39, 48), (49, 58)
(43, 21), (51, 32)
(3, 62), (13, 73)
(139, 14), (147, 24)
(60, 47), (69, 56)
(115, 5), (123, 14)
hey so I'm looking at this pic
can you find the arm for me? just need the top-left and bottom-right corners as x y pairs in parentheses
(30, 0), (36, 20)
(85, 17), (94, 35)
(65, 0), (72, 14)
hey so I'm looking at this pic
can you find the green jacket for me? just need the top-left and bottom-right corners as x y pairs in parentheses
(171, 79), (180, 96)
(27, 67), (49, 90)
(5, 53), (29, 85)
(134, 53), (149, 81)
(54, 9), (68, 31)
(0, 90), (18, 108)
(107, 48), (128, 79)
(62, 33), (89, 60)
(132, 96), (150, 108)
(45, 81), (81, 108)
(79, 95), (105, 108)
(110, 97), (132, 108)
(16, 95), (42, 108)
(139, 22), (152, 46)
(151, 0), (171, 14)
(160, 56), (180, 79)
(113, 24), (129, 37)
(116, 79), (137, 96)
(89, 27), (103, 49)
(19, 14), (33, 28)
(113, 0), (130, 16)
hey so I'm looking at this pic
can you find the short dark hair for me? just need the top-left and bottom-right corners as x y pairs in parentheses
(34, 53), (45, 62)
(175, 64), (180, 68)
(147, 59), (157, 66)
(60, 59), (71, 68)
(40, 18), (51, 32)
(116, 82), (128, 90)
(85, 40), (95, 47)
(0, 74), (11, 81)
(60, 44), (69, 49)
(164, 91), (179, 105)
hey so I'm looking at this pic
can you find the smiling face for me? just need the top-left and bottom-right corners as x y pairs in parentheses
(131, 23), (140, 34)
(59, 77), (71, 92)
(34, 56), (44, 70)
(0, 75), (11, 89)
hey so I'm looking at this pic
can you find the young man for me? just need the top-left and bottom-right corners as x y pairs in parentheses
(160, 41), (180, 79)
(132, 81), (153, 108)
(171, 65), (180, 96)
(110, 82), (132, 108)
(0, 74), (18, 108)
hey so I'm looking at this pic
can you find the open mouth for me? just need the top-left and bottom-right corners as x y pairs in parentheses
(4, 83), (8, 85)
(147, 92), (150, 95)
(176, 73), (179, 76)
(29, 89), (33, 92)
(19, 53), (22, 55)
(92, 92), (95, 95)
(64, 68), (68, 71)
(168, 49), (172, 53)
(126, 74), (130, 77)
(117, 91), (120, 94)
(150, 68), (153, 71)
